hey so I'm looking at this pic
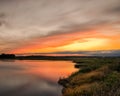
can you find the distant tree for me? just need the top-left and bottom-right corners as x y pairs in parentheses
(0, 53), (16, 59)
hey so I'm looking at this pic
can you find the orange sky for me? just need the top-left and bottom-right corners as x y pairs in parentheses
(9, 28), (120, 54)
(0, 0), (120, 55)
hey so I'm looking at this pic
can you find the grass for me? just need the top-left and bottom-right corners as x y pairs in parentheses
(59, 57), (120, 96)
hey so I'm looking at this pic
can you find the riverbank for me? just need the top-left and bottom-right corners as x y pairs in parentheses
(58, 57), (120, 96)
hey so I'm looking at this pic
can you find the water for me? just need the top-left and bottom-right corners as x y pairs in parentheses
(0, 60), (76, 96)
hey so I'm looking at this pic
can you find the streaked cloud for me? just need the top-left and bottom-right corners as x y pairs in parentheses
(37, 50), (120, 57)
(0, 0), (120, 55)
(9, 30), (120, 54)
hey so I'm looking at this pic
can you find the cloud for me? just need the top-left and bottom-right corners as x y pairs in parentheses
(42, 50), (120, 57)
(90, 50), (120, 57)
(0, 0), (120, 53)
(0, 13), (6, 26)
(0, 0), (120, 33)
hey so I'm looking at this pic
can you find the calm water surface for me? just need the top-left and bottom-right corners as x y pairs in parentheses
(0, 60), (76, 96)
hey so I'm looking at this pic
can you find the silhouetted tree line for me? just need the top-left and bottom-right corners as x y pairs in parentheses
(0, 53), (16, 59)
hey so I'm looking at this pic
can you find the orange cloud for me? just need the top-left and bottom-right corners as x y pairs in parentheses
(9, 29), (120, 54)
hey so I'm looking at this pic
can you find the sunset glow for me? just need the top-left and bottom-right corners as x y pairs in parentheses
(9, 30), (120, 55)
(0, 0), (120, 56)
(0, 1), (120, 96)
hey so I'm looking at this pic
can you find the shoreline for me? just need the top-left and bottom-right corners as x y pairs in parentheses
(58, 57), (120, 96)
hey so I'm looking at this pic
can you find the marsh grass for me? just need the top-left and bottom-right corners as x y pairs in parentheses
(61, 57), (120, 96)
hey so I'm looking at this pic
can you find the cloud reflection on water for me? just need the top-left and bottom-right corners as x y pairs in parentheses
(0, 60), (76, 96)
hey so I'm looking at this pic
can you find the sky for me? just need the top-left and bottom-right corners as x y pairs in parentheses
(0, 0), (120, 56)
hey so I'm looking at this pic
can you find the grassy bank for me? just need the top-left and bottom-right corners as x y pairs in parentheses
(58, 57), (120, 96)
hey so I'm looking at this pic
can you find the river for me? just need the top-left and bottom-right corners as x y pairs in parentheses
(0, 60), (76, 96)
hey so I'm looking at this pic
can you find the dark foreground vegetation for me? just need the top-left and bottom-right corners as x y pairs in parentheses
(58, 57), (120, 96)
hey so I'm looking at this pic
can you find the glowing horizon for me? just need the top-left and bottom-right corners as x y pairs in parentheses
(8, 30), (120, 54)
(0, 0), (120, 56)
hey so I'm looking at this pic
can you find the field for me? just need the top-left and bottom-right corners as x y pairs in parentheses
(58, 57), (120, 96)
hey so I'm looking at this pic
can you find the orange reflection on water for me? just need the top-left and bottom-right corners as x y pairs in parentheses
(18, 60), (77, 82)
